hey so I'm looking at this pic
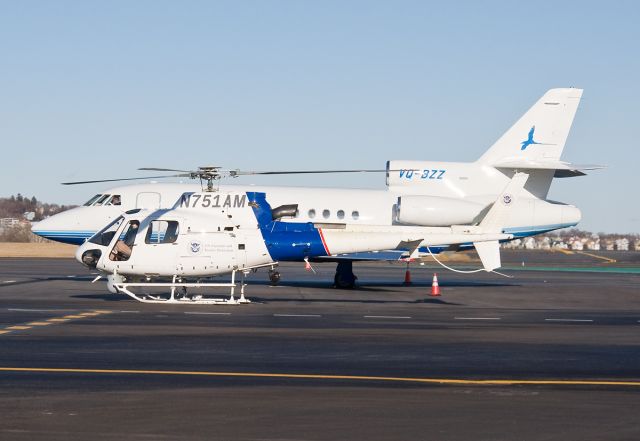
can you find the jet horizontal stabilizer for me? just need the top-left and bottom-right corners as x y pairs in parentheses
(493, 159), (605, 178)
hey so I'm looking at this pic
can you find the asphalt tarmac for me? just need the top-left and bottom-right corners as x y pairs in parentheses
(1, 255), (639, 440)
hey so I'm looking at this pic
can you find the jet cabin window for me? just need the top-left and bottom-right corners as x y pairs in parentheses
(110, 220), (140, 261)
(145, 220), (179, 244)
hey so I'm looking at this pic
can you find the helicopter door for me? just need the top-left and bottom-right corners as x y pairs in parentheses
(109, 220), (140, 261)
(128, 219), (181, 274)
(136, 192), (161, 209)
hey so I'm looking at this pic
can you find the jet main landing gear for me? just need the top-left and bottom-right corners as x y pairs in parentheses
(334, 261), (357, 289)
(268, 269), (281, 286)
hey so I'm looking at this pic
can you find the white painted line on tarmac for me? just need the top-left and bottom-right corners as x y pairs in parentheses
(8, 308), (74, 313)
(185, 312), (232, 316)
(545, 319), (594, 323)
(454, 317), (501, 320)
(364, 315), (412, 319)
(119, 310), (141, 313)
(273, 314), (322, 318)
(2, 280), (16, 283)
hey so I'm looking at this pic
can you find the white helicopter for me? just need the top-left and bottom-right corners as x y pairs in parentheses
(33, 88), (601, 303)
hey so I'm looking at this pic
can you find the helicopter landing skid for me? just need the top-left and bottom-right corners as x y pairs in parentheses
(114, 270), (251, 305)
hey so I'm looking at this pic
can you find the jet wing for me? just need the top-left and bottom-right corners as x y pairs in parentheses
(314, 250), (410, 262)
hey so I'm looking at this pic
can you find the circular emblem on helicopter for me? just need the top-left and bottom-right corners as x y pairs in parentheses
(190, 240), (201, 254)
(502, 194), (513, 205)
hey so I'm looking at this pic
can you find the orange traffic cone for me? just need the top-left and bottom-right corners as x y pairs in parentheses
(403, 269), (412, 285)
(430, 273), (441, 296)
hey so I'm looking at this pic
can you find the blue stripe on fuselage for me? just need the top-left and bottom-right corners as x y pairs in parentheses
(247, 192), (328, 261)
(31, 230), (94, 245)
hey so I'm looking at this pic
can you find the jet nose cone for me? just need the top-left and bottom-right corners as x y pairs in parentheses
(30, 207), (94, 245)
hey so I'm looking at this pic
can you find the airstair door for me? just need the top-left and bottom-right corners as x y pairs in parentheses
(136, 192), (161, 209)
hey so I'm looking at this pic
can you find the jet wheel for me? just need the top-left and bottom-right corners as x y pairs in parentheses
(268, 270), (281, 286)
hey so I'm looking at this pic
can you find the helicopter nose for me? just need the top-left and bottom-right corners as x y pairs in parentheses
(76, 245), (102, 269)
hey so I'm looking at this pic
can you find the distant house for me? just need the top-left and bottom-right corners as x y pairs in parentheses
(586, 240), (600, 251)
(570, 240), (584, 251)
(615, 238), (630, 251)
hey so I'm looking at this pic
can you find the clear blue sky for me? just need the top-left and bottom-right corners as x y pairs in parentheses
(1, 1), (638, 233)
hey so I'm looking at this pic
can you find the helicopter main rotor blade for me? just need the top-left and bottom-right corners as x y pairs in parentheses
(230, 169), (394, 176)
(61, 174), (191, 185)
(62, 167), (418, 185)
(138, 167), (194, 173)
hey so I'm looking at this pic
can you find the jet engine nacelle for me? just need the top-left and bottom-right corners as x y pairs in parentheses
(395, 195), (485, 227)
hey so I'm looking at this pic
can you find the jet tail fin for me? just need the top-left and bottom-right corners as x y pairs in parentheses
(477, 88), (583, 165)
(476, 88), (582, 199)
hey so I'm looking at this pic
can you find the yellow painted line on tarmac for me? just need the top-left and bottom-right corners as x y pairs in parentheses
(1, 310), (113, 336)
(553, 248), (574, 255)
(0, 367), (639, 387)
(576, 251), (617, 263)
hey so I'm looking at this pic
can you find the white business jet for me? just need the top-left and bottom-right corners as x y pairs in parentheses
(32, 88), (600, 300)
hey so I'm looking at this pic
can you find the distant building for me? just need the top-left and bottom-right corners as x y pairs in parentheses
(499, 230), (638, 252)
(570, 240), (584, 251)
(615, 238), (629, 251)
(0, 218), (20, 232)
(586, 240), (600, 251)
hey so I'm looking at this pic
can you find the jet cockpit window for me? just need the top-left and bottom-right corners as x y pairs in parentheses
(106, 195), (121, 206)
(84, 194), (103, 206)
(88, 216), (124, 246)
(110, 220), (140, 261)
(145, 220), (179, 244)
(93, 194), (111, 206)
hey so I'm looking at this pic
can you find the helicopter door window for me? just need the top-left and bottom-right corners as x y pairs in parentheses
(110, 220), (140, 261)
(145, 220), (179, 244)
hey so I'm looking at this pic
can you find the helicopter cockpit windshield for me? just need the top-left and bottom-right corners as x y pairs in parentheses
(88, 215), (125, 246)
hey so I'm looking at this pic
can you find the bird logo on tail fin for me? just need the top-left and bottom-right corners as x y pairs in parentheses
(520, 126), (555, 151)
(520, 126), (541, 150)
